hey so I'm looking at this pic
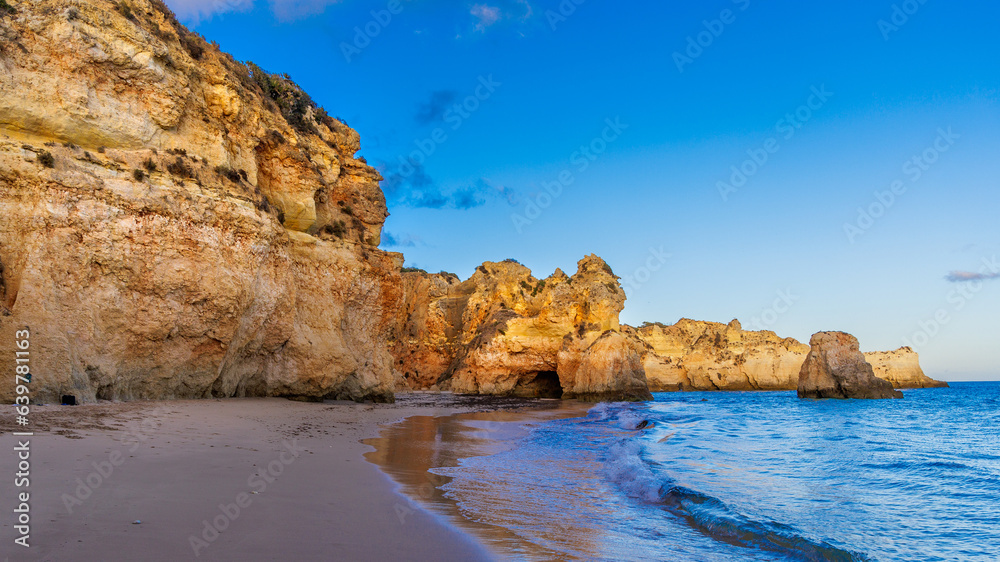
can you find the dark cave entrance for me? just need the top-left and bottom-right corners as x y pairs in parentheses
(513, 371), (563, 399)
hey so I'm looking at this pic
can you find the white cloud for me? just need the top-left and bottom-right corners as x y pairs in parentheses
(163, 0), (254, 25)
(163, 0), (343, 25)
(471, 4), (501, 32)
(267, 0), (344, 22)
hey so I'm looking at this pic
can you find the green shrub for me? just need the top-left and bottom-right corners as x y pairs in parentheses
(116, 1), (134, 20)
(244, 61), (318, 134)
(0, 0), (16, 14)
(133, 169), (146, 181)
(143, 158), (157, 172)
(37, 151), (55, 168)
(181, 34), (204, 60)
(166, 157), (193, 178)
(215, 165), (241, 183)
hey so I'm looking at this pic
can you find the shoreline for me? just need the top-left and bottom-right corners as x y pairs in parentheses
(0, 394), (530, 561)
(363, 398), (596, 560)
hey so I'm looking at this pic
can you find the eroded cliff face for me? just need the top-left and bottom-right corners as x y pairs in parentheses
(633, 319), (947, 391)
(635, 319), (809, 391)
(0, 0), (402, 403)
(391, 256), (652, 401)
(864, 348), (948, 389)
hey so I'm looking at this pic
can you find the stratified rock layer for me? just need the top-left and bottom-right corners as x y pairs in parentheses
(0, 0), (401, 403)
(635, 319), (809, 391)
(797, 332), (903, 399)
(391, 256), (652, 401)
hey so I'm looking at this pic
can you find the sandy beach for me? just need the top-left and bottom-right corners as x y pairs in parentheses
(0, 394), (521, 561)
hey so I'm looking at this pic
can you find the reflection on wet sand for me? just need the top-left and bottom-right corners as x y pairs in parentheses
(363, 400), (594, 560)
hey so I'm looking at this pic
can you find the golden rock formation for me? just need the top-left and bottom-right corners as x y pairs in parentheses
(864, 347), (948, 388)
(391, 256), (652, 401)
(0, 0), (401, 403)
(798, 332), (903, 399)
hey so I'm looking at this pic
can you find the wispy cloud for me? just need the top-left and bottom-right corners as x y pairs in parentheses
(268, 0), (344, 22)
(471, 4), (502, 31)
(380, 162), (519, 210)
(945, 271), (1000, 283)
(163, 0), (254, 25)
(415, 90), (458, 125)
(381, 232), (421, 248)
(164, 0), (345, 24)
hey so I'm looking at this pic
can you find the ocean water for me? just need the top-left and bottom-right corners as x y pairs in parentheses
(370, 383), (1000, 561)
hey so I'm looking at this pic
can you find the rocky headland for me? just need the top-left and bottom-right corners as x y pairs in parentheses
(0, 0), (946, 404)
(864, 347), (948, 389)
(628, 319), (946, 393)
(634, 319), (809, 391)
(390, 256), (652, 401)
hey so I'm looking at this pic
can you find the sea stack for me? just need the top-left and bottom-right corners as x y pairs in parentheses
(797, 332), (904, 399)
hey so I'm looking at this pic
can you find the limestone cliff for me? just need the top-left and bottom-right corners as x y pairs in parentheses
(391, 256), (652, 401)
(634, 319), (809, 391)
(864, 348), (948, 388)
(798, 332), (903, 399)
(0, 0), (402, 403)
(633, 319), (946, 391)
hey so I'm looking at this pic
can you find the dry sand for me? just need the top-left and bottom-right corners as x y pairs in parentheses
(0, 394), (517, 561)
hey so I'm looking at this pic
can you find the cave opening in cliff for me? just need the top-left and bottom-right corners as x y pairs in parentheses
(513, 371), (563, 399)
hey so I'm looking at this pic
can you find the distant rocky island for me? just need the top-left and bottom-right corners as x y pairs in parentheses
(0, 0), (946, 404)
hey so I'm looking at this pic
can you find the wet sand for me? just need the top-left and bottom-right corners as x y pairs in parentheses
(0, 394), (531, 561)
(363, 400), (595, 560)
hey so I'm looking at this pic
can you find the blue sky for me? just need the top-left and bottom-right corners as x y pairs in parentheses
(173, 0), (1000, 380)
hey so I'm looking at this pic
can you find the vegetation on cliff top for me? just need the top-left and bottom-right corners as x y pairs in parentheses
(143, 0), (346, 138)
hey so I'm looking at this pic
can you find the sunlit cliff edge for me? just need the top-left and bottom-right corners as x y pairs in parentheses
(0, 0), (401, 403)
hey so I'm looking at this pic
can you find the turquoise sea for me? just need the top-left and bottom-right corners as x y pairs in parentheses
(374, 382), (1000, 561)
